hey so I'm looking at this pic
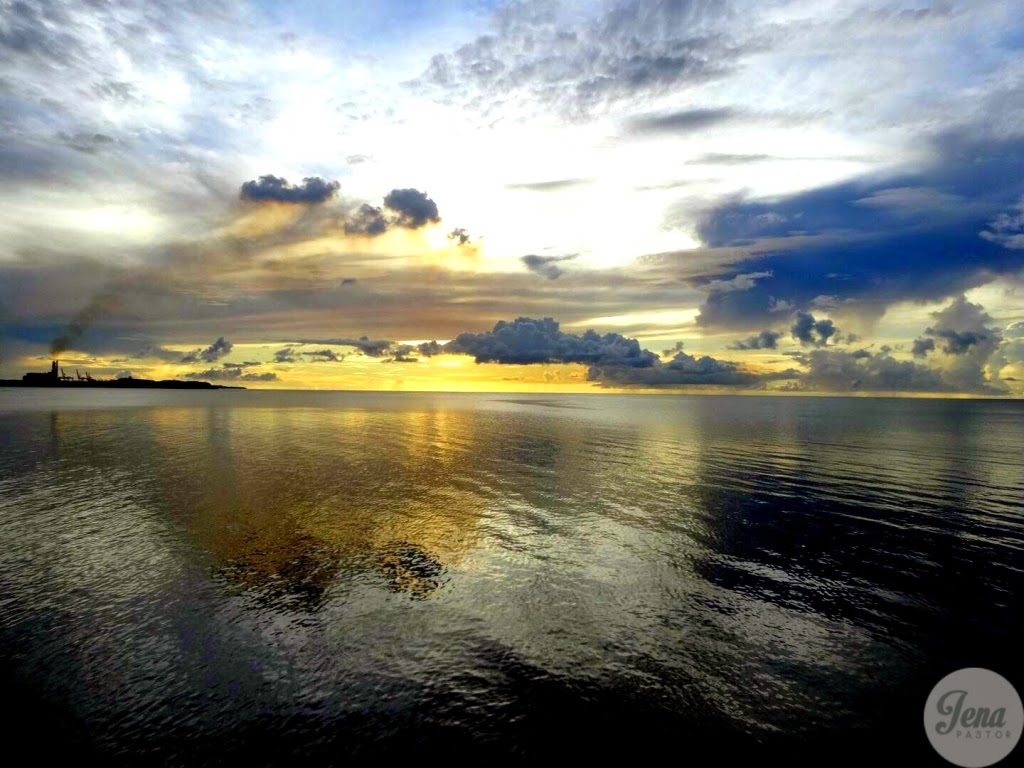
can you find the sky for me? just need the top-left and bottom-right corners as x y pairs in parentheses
(1, 0), (1023, 394)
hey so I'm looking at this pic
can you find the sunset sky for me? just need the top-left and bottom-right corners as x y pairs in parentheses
(1, 0), (1023, 394)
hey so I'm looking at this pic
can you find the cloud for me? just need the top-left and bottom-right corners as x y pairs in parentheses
(448, 317), (657, 367)
(415, 0), (739, 118)
(687, 153), (772, 165)
(58, 132), (116, 154)
(980, 198), (1024, 250)
(728, 329), (781, 350)
(185, 367), (277, 382)
(274, 347), (298, 363)
(790, 312), (837, 347)
(136, 344), (184, 362)
(521, 254), (577, 280)
(302, 348), (345, 362)
(446, 316), (790, 388)
(448, 228), (471, 246)
(181, 336), (233, 363)
(922, 295), (1003, 391)
(911, 337), (935, 358)
(416, 340), (443, 357)
(49, 293), (122, 356)
(590, 350), (790, 387)
(788, 348), (949, 393)
(505, 179), (592, 191)
(240, 175), (340, 204)
(926, 328), (991, 355)
(382, 188), (440, 229)
(344, 204), (389, 236)
(694, 131), (1024, 329)
(344, 189), (440, 235)
(294, 337), (394, 357)
(626, 107), (736, 135)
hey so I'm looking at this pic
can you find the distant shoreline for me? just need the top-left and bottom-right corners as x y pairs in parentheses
(0, 379), (244, 390)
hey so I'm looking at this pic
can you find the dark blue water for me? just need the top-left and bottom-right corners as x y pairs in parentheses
(0, 390), (1022, 764)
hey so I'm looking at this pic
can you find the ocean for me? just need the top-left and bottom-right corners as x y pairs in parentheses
(0, 390), (1021, 763)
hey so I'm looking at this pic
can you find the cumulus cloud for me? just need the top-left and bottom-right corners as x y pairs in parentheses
(446, 316), (789, 388)
(382, 188), (440, 229)
(416, 340), (443, 357)
(788, 348), (949, 392)
(590, 350), (788, 387)
(344, 189), (440, 235)
(448, 317), (657, 367)
(728, 329), (781, 350)
(240, 175), (340, 204)
(181, 336), (233, 363)
(911, 337), (935, 358)
(344, 204), (389, 236)
(521, 254), (577, 280)
(790, 312), (837, 347)
(922, 295), (1004, 391)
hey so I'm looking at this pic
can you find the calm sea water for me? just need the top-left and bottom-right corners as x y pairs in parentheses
(0, 390), (1022, 763)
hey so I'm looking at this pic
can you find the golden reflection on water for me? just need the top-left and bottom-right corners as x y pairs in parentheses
(134, 406), (491, 603)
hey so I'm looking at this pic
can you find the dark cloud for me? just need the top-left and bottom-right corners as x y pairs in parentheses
(694, 132), (1024, 329)
(344, 189), (440, 235)
(911, 337), (935, 358)
(240, 175), (340, 204)
(185, 367), (278, 382)
(448, 317), (657, 367)
(274, 347), (298, 363)
(446, 317), (799, 389)
(626, 107), (736, 135)
(416, 340), (443, 357)
(302, 348), (345, 362)
(383, 188), (440, 229)
(447, 228), (471, 246)
(790, 312), (837, 347)
(926, 328), (990, 355)
(590, 350), (788, 387)
(344, 204), (389, 235)
(294, 337), (394, 357)
(728, 329), (781, 350)
(521, 254), (577, 280)
(181, 336), (233, 363)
